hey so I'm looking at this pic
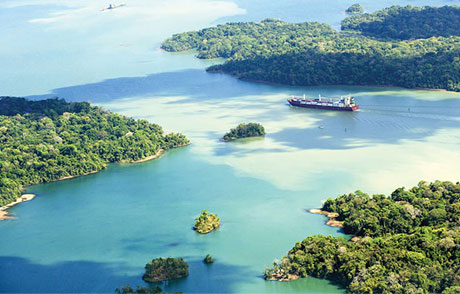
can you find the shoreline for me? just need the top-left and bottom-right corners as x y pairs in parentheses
(220, 136), (264, 142)
(121, 143), (190, 163)
(414, 87), (449, 92)
(266, 274), (300, 282)
(207, 69), (459, 93)
(0, 194), (36, 220)
(194, 223), (220, 234)
(56, 170), (100, 182)
(120, 149), (165, 164)
(308, 208), (343, 228)
(0, 143), (190, 221)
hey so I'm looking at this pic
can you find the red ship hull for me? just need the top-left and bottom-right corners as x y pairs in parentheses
(288, 99), (359, 111)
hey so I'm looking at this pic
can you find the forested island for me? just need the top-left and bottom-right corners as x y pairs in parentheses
(0, 97), (189, 208)
(115, 285), (162, 294)
(264, 180), (460, 293)
(345, 4), (364, 14)
(222, 123), (265, 141)
(203, 254), (214, 264)
(193, 210), (220, 233)
(162, 5), (460, 91)
(142, 257), (189, 282)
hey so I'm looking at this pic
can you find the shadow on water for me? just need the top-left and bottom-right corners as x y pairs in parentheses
(119, 235), (205, 255)
(24, 67), (460, 155)
(0, 256), (141, 293)
(269, 104), (460, 151)
(0, 256), (254, 293)
(212, 106), (460, 155)
(148, 260), (254, 293)
(26, 69), (283, 103)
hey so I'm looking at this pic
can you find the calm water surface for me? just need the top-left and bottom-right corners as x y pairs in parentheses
(1, 0), (459, 293)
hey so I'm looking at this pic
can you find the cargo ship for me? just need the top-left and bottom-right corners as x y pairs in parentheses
(288, 94), (359, 111)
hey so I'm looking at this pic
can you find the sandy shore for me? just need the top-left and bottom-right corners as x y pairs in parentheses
(308, 208), (343, 228)
(414, 87), (449, 92)
(57, 170), (100, 181)
(266, 274), (300, 282)
(0, 211), (14, 220)
(121, 149), (165, 164)
(122, 143), (191, 164)
(0, 194), (36, 220)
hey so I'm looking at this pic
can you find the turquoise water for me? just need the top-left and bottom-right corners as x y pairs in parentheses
(1, 0), (460, 293)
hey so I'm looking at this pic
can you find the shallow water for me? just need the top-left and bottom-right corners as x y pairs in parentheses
(1, 0), (460, 293)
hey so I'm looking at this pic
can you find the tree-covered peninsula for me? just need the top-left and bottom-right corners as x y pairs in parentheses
(222, 123), (265, 141)
(143, 257), (189, 282)
(0, 97), (189, 207)
(193, 210), (220, 233)
(161, 6), (460, 91)
(264, 180), (460, 293)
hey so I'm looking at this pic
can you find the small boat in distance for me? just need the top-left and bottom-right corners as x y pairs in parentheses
(288, 94), (359, 111)
(101, 3), (126, 11)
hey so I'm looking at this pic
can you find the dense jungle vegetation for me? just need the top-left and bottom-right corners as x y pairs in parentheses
(222, 123), (265, 141)
(142, 257), (189, 282)
(264, 180), (460, 293)
(115, 285), (162, 294)
(161, 6), (460, 91)
(341, 5), (460, 40)
(345, 4), (364, 15)
(0, 97), (189, 207)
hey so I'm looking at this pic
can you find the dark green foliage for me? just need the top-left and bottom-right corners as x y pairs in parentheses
(0, 97), (189, 207)
(162, 19), (337, 60)
(265, 181), (460, 293)
(203, 254), (214, 264)
(142, 258), (189, 282)
(0, 97), (90, 116)
(193, 210), (220, 234)
(271, 229), (460, 293)
(322, 180), (460, 237)
(345, 4), (364, 14)
(210, 44), (460, 91)
(162, 10), (460, 92)
(222, 123), (265, 141)
(342, 5), (460, 40)
(115, 285), (162, 294)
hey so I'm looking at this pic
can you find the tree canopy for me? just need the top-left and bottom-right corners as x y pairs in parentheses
(115, 285), (162, 294)
(342, 5), (460, 40)
(193, 210), (220, 234)
(322, 180), (460, 237)
(345, 4), (364, 14)
(0, 97), (189, 207)
(264, 180), (460, 293)
(222, 123), (265, 141)
(162, 6), (460, 92)
(142, 257), (189, 282)
(203, 254), (214, 264)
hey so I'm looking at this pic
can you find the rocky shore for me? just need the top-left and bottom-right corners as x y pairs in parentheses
(308, 208), (343, 228)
